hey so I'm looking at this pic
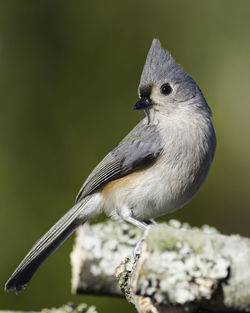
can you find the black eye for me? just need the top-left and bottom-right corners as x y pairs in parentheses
(160, 83), (172, 95)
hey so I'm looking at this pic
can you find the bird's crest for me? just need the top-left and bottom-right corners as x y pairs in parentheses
(140, 39), (179, 86)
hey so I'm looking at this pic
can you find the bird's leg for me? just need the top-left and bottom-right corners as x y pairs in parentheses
(143, 219), (157, 225)
(130, 219), (157, 257)
(123, 216), (148, 230)
(132, 220), (158, 256)
(123, 216), (148, 256)
(133, 237), (145, 257)
(119, 206), (148, 230)
(119, 207), (148, 256)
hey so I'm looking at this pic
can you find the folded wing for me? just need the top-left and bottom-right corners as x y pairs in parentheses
(76, 119), (163, 202)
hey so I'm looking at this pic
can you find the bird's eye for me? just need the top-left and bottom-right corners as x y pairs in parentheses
(160, 83), (172, 95)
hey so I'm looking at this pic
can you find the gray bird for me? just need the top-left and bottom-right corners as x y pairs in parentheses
(5, 39), (216, 293)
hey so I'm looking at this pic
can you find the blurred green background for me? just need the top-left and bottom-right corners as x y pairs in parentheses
(1, 1), (250, 312)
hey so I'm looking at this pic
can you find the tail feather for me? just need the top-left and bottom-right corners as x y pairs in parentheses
(5, 199), (89, 293)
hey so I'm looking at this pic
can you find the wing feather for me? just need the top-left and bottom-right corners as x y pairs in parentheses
(76, 119), (163, 202)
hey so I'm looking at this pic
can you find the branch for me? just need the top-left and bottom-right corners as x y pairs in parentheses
(70, 220), (143, 296)
(0, 303), (98, 313)
(71, 220), (250, 312)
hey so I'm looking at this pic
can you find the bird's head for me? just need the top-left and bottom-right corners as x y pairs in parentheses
(134, 39), (211, 117)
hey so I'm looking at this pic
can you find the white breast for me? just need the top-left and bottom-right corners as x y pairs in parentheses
(102, 110), (216, 221)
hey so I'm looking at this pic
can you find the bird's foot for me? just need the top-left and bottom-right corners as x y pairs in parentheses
(133, 238), (144, 258)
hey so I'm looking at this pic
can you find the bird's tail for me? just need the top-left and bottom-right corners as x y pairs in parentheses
(5, 197), (91, 293)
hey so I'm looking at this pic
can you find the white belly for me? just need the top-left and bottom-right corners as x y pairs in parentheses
(102, 150), (211, 221)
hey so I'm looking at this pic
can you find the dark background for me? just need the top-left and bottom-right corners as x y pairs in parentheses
(1, 1), (250, 312)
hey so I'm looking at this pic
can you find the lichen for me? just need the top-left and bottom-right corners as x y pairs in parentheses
(137, 222), (230, 306)
(145, 224), (179, 252)
(42, 303), (98, 313)
(72, 220), (250, 311)
(74, 220), (142, 278)
(116, 256), (137, 303)
(137, 247), (230, 305)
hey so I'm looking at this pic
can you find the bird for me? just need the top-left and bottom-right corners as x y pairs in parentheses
(5, 38), (216, 293)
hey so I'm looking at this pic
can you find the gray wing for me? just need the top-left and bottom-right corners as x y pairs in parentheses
(75, 119), (163, 203)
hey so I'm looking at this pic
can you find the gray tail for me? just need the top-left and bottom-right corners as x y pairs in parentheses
(5, 199), (89, 293)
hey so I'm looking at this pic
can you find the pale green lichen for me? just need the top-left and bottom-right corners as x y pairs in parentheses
(80, 221), (142, 277)
(71, 220), (143, 295)
(145, 224), (179, 252)
(72, 220), (250, 311)
(138, 222), (230, 305)
(138, 248), (230, 304)
(42, 303), (98, 313)
(145, 222), (220, 255)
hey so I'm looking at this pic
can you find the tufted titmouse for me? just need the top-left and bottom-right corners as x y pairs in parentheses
(5, 39), (216, 293)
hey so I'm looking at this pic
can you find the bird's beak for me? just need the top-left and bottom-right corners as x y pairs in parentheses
(133, 97), (153, 110)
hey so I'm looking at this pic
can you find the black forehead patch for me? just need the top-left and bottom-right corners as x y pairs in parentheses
(139, 85), (152, 98)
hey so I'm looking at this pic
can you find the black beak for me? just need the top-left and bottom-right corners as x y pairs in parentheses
(133, 97), (153, 110)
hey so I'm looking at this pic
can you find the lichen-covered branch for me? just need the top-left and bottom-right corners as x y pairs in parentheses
(0, 303), (98, 313)
(70, 220), (143, 295)
(71, 220), (250, 312)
